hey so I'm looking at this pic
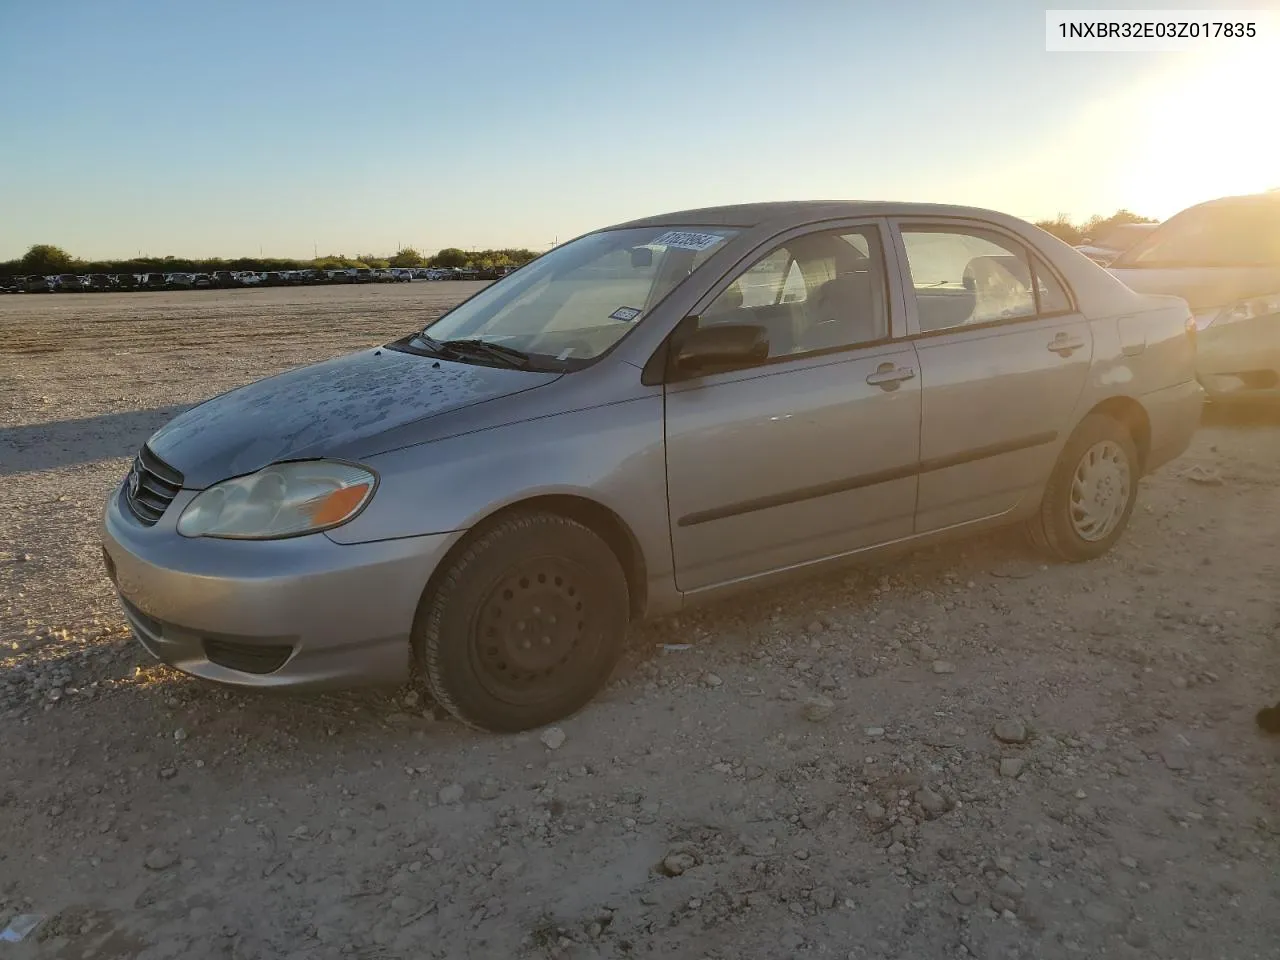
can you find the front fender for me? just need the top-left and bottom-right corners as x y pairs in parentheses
(326, 395), (671, 581)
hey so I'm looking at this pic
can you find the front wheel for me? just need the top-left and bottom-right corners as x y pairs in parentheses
(413, 512), (629, 732)
(1025, 414), (1140, 562)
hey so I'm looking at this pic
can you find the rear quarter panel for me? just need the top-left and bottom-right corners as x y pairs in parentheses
(1078, 292), (1200, 470)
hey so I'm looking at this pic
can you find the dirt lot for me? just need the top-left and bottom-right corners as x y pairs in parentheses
(1, 284), (1278, 960)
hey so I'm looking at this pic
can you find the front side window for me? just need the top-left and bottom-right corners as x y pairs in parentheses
(1114, 201), (1280, 268)
(901, 228), (1071, 332)
(699, 227), (889, 360)
(414, 226), (737, 366)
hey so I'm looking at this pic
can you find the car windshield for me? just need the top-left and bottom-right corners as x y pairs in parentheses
(1114, 201), (1280, 268)
(415, 225), (738, 364)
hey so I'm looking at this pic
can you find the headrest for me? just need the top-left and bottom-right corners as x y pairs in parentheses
(963, 255), (1030, 291)
(716, 285), (743, 311)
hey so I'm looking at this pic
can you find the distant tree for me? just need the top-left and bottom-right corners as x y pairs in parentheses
(430, 247), (470, 269)
(1033, 214), (1083, 246)
(20, 244), (76, 275)
(388, 247), (425, 267)
(1081, 209), (1159, 241)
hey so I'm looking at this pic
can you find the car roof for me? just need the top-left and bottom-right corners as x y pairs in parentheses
(1177, 192), (1280, 215)
(608, 200), (1030, 232)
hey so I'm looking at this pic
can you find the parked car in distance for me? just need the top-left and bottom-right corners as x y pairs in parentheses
(1075, 223), (1158, 265)
(1109, 192), (1280, 401)
(56, 273), (86, 292)
(102, 201), (1202, 732)
(191, 273), (212, 289)
(390, 268), (414, 282)
(325, 269), (351, 283)
(352, 268), (374, 283)
(165, 273), (195, 290)
(210, 271), (240, 288)
(24, 275), (54, 293)
(113, 274), (139, 291)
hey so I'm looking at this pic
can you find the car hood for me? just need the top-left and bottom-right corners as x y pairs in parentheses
(147, 347), (560, 488)
(1108, 265), (1280, 311)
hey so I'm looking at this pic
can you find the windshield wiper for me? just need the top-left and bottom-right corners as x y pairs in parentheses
(434, 338), (532, 369)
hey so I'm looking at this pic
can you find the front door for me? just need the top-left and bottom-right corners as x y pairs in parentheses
(892, 221), (1094, 532)
(664, 223), (922, 593)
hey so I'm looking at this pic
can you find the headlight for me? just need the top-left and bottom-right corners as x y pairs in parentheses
(177, 460), (376, 539)
(1211, 293), (1280, 328)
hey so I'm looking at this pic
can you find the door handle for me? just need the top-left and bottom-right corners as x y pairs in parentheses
(866, 364), (916, 390)
(1047, 333), (1085, 356)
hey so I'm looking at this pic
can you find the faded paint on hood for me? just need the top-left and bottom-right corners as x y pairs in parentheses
(147, 347), (560, 488)
(1109, 265), (1280, 311)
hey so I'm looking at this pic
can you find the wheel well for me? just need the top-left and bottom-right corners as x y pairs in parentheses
(431, 495), (648, 619)
(1084, 396), (1151, 470)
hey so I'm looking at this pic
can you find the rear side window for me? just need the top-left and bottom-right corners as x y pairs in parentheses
(1035, 260), (1071, 313)
(901, 228), (1072, 333)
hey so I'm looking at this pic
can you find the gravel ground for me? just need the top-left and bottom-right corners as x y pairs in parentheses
(1, 284), (1278, 960)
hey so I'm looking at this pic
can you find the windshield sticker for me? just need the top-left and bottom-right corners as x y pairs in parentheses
(651, 230), (724, 252)
(556, 348), (575, 360)
(609, 306), (642, 323)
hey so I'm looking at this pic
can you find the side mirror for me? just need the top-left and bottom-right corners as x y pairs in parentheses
(672, 321), (769, 374)
(630, 247), (654, 268)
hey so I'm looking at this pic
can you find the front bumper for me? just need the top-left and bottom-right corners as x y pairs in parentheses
(1194, 311), (1280, 398)
(102, 483), (458, 689)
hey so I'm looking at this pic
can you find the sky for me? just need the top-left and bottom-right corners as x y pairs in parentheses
(1, 0), (1277, 261)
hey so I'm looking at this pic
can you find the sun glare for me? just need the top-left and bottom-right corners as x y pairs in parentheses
(1116, 44), (1280, 217)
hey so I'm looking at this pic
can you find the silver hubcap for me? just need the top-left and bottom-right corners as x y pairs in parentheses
(1070, 440), (1131, 541)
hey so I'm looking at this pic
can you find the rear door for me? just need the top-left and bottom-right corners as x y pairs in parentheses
(890, 220), (1093, 533)
(664, 221), (922, 592)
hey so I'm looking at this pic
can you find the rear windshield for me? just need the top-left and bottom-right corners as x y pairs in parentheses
(1115, 200), (1280, 268)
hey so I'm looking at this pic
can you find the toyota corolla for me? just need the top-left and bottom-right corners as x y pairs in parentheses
(102, 201), (1202, 731)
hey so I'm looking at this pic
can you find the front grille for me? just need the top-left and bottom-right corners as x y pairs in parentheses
(203, 639), (293, 675)
(124, 445), (183, 525)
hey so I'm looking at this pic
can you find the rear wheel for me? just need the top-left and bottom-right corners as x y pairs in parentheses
(414, 512), (629, 732)
(1025, 414), (1139, 562)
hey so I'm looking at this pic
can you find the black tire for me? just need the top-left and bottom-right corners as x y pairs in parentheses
(413, 511), (629, 732)
(1024, 413), (1140, 562)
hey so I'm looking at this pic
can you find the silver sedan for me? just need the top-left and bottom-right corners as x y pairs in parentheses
(102, 201), (1203, 731)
